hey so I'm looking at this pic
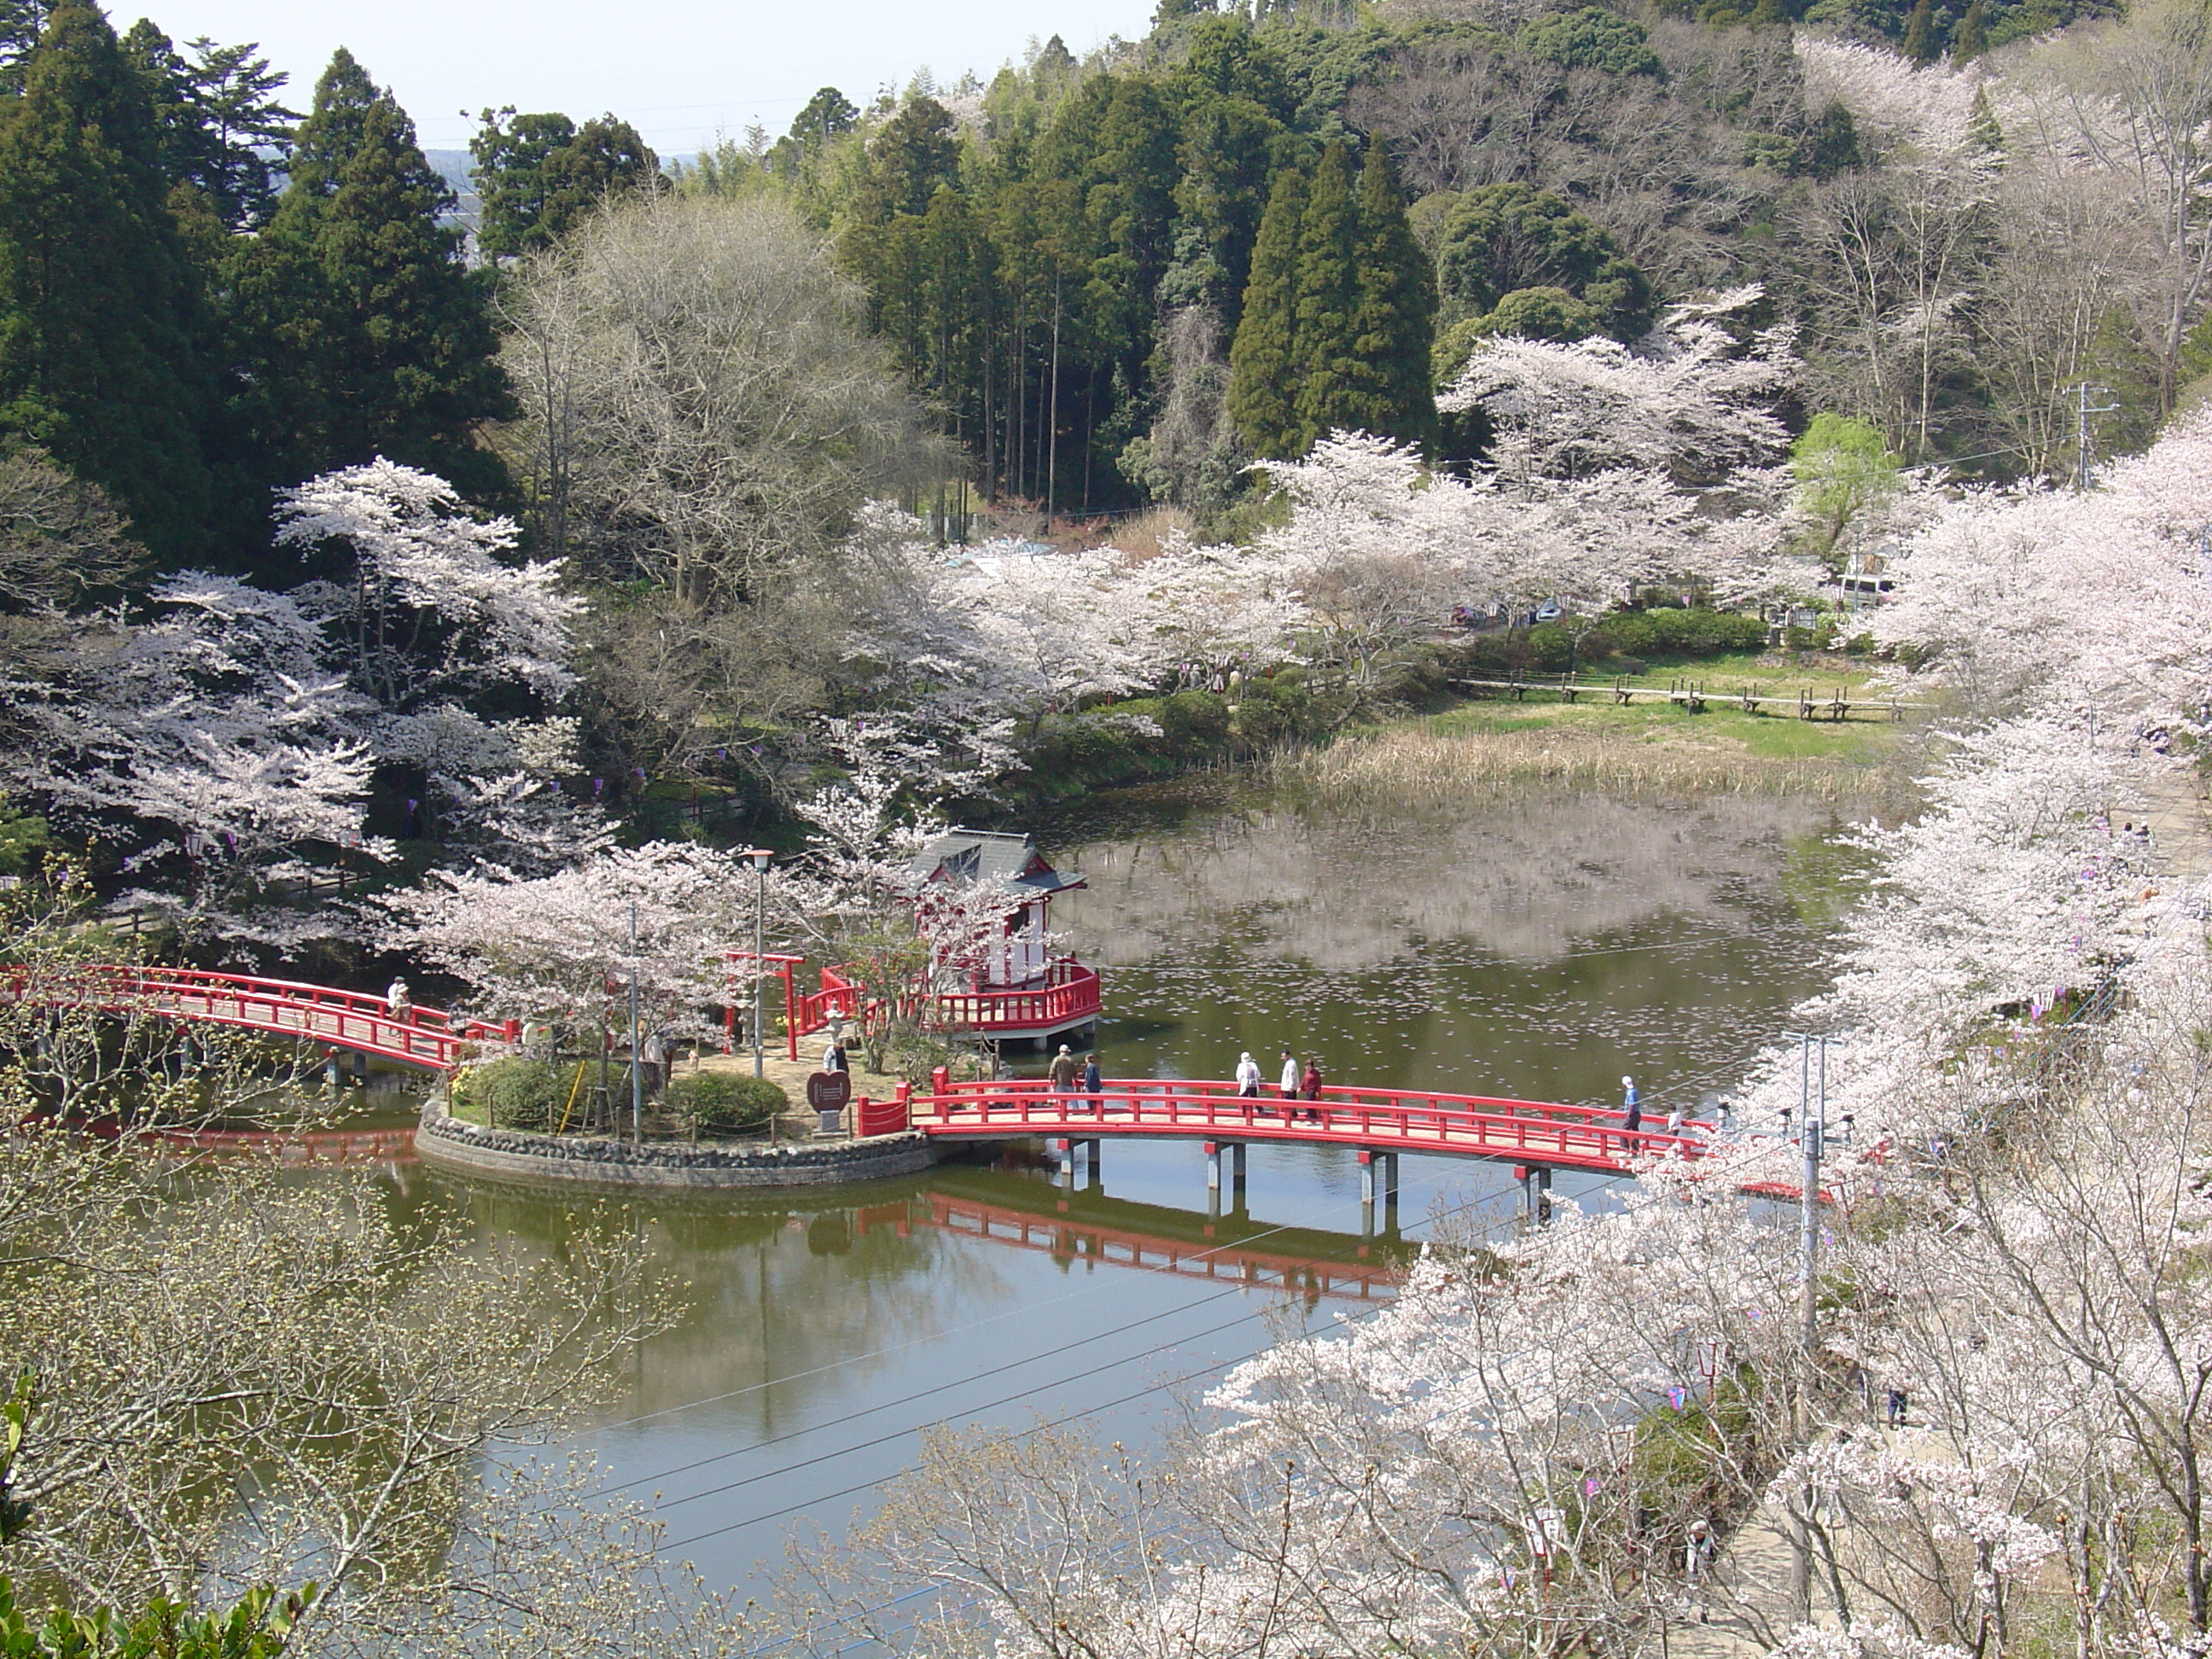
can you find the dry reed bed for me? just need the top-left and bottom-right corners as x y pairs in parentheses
(1277, 724), (1873, 806)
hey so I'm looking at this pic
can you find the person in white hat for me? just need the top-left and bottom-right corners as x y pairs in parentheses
(1235, 1051), (1262, 1097)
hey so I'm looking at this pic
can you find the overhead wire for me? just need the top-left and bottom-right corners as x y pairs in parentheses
(556, 1058), (1733, 1476)
(651, 1169), (1655, 1557)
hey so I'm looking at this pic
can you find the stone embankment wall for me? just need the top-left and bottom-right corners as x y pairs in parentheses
(414, 1100), (943, 1190)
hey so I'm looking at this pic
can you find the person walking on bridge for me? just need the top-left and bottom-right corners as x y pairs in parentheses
(1278, 1049), (1300, 1106)
(1299, 1057), (1325, 1121)
(1050, 1044), (1082, 1094)
(1235, 1051), (1262, 1097)
(1621, 1075), (1642, 1138)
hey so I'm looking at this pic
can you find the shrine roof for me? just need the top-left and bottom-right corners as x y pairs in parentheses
(909, 828), (1085, 895)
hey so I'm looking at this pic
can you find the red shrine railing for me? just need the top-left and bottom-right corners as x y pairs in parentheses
(841, 1074), (1709, 1177)
(3, 964), (515, 1069)
(728, 953), (1103, 1059)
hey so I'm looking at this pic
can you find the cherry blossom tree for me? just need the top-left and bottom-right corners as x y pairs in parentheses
(381, 841), (754, 1037)
(766, 731), (1027, 1070)
(1253, 430), (1487, 692)
(9, 573), (386, 951)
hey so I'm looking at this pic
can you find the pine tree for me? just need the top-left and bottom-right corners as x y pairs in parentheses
(1901, 0), (1940, 63)
(1342, 143), (1435, 448)
(225, 49), (509, 506)
(473, 108), (657, 260)
(1225, 164), (1305, 458)
(1289, 140), (1361, 451)
(1953, 0), (1988, 61)
(0, 0), (214, 560)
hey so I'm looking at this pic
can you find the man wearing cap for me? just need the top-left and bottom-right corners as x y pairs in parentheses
(1049, 1044), (1082, 1093)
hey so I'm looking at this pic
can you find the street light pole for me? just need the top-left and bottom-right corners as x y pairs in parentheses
(747, 849), (772, 1080)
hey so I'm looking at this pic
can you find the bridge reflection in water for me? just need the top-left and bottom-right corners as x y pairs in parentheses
(864, 1167), (1411, 1304)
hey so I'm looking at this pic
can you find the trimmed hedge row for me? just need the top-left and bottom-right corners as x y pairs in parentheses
(1456, 608), (1767, 674)
(450, 1057), (789, 1137)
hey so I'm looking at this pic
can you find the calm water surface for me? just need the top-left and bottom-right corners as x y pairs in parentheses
(379, 777), (1854, 1595)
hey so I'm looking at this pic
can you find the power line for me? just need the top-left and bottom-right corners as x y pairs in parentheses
(653, 1298), (1297, 1517)
(653, 1174), (1651, 1557)
(606, 1186), (1502, 1499)
(573, 1176), (1454, 1444)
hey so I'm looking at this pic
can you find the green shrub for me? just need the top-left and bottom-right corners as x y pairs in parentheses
(668, 1071), (788, 1136)
(451, 1057), (569, 1131)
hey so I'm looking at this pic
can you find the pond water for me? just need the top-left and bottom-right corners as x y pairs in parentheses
(373, 777), (1857, 1599)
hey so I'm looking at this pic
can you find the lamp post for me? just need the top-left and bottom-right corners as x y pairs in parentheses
(746, 848), (773, 1079)
(628, 899), (643, 1144)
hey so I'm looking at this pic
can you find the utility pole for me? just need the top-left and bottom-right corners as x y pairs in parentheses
(628, 899), (643, 1144)
(2074, 382), (2118, 492)
(1796, 1034), (1827, 1349)
(746, 848), (773, 1078)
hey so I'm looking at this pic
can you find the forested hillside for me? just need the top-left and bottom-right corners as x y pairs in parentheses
(3, 0), (2212, 952)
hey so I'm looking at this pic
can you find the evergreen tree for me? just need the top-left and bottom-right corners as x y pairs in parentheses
(852, 96), (959, 222)
(1289, 140), (1361, 450)
(1953, 0), (1989, 61)
(789, 86), (859, 148)
(1343, 143), (1435, 447)
(1225, 164), (1305, 457)
(1901, 0), (1941, 62)
(225, 49), (509, 506)
(473, 108), (658, 259)
(0, 0), (213, 559)
(120, 24), (295, 232)
(0, 0), (50, 87)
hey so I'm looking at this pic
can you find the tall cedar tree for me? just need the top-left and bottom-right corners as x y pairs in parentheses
(225, 49), (509, 513)
(1225, 164), (1306, 458)
(1289, 142), (1363, 451)
(1345, 145), (1435, 448)
(0, 0), (213, 560)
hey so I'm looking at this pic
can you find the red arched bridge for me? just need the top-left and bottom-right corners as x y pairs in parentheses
(3, 965), (512, 1070)
(854, 1072), (1710, 1211)
(11, 967), (1709, 1202)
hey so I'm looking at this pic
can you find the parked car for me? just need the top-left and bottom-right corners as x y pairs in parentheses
(1534, 600), (1563, 622)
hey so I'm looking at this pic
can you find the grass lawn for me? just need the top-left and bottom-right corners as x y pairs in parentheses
(1416, 667), (1907, 767)
(1609, 648), (1885, 695)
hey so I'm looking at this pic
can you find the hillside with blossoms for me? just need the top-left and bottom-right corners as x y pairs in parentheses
(4, 0), (2212, 1650)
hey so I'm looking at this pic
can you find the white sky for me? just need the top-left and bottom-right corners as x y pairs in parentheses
(136, 0), (1157, 158)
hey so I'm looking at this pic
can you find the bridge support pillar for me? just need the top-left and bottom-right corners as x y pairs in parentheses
(1381, 1151), (1400, 1234)
(1516, 1164), (1553, 1227)
(1359, 1150), (1376, 1237)
(1053, 1138), (1075, 1188)
(1082, 1139), (1102, 1188)
(1206, 1141), (1246, 1218)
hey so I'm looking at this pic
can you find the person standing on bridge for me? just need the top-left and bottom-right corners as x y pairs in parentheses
(1082, 1053), (1102, 1112)
(1278, 1049), (1301, 1104)
(1621, 1075), (1641, 1136)
(386, 978), (412, 1025)
(1299, 1057), (1325, 1121)
(1049, 1044), (1082, 1094)
(1236, 1051), (1262, 1097)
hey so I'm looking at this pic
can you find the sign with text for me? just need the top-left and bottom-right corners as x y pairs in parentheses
(806, 1070), (853, 1112)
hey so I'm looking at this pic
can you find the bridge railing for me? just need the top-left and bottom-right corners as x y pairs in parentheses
(4, 964), (515, 1068)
